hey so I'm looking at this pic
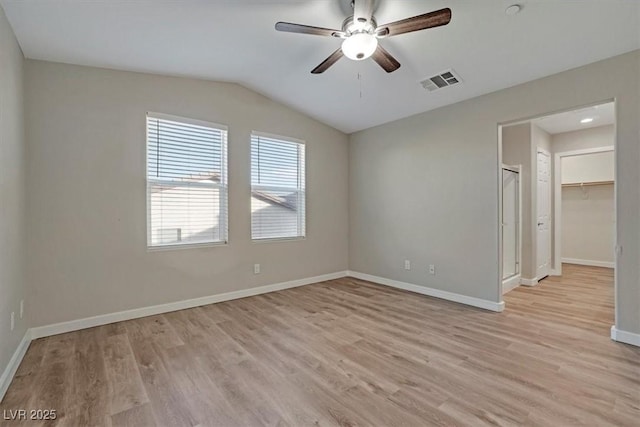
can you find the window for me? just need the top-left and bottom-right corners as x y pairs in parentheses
(251, 132), (306, 240)
(147, 113), (228, 248)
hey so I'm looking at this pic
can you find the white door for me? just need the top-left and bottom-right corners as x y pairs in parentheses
(537, 150), (551, 279)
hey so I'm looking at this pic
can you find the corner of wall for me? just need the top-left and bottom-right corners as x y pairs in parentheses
(0, 2), (30, 403)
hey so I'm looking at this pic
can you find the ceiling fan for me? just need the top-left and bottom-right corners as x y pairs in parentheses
(275, 0), (451, 74)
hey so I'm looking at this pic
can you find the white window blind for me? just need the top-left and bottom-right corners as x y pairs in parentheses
(251, 133), (306, 240)
(147, 113), (228, 248)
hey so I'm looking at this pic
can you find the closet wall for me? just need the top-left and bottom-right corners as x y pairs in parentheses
(561, 183), (614, 266)
(554, 125), (615, 267)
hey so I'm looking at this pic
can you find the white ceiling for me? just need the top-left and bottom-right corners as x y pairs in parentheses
(2, 0), (638, 133)
(533, 102), (615, 135)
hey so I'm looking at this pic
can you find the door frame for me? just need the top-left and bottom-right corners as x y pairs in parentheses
(553, 146), (614, 276)
(536, 148), (552, 280)
(496, 98), (617, 312)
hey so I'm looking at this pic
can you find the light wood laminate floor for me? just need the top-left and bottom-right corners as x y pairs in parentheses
(1, 264), (638, 426)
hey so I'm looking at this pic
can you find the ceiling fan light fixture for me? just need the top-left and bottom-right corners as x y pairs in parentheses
(342, 33), (378, 60)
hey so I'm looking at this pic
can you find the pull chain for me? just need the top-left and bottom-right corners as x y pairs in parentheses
(358, 72), (363, 99)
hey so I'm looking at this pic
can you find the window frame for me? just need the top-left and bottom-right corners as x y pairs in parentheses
(250, 131), (306, 243)
(145, 112), (229, 250)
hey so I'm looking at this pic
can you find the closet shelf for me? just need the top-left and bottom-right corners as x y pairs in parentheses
(562, 180), (614, 187)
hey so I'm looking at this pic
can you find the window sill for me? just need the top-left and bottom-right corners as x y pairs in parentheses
(147, 241), (228, 252)
(252, 236), (306, 244)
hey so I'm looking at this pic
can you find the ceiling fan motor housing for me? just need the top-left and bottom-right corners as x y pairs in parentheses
(342, 16), (377, 35)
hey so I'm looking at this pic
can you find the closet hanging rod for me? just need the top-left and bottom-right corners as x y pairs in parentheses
(562, 180), (614, 188)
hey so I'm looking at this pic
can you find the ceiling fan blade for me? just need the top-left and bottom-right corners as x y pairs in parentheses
(371, 45), (401, 73)
(353, 0), (375, 24)
(275, 22), (344, 37)
(311, 48), (344, 74)
(379, 8), (451, 37)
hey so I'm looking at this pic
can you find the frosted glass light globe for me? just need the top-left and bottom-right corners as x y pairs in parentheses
(342, 33), (378, 61)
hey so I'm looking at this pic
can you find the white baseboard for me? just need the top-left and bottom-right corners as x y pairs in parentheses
(562, 258), (615, 269)
(0, 330), (32, 402)
(611, 326), (640, 347)
(520, 277), (538, 286)
(502, 275), (521, 294)
(347, 271), (504, 312)
(30, 271), (348, 340)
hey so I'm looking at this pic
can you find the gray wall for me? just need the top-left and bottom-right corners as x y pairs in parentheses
(349, 50), (640, 335)
(532, 124), (552, 154)
(9, 43), (640, 342)
(552, 125), (614, 153)
(0, 7), (27, 382)
(25, 60), (349, 327)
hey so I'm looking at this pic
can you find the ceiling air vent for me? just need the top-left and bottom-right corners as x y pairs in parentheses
(420, 69), (462, 92)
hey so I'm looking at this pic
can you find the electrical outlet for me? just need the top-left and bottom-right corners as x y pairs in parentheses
(20, 300), (24, 319)
(429, 264), (436, 275)
(254, 264), (261, 274)
(404, 260), (411, 270)
(10, 312), (15, 331)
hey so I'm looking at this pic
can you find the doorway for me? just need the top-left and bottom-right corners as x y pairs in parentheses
(502, 166), (521, 293)
(498, 101), (616, 305)
(553, 146), (615, 274)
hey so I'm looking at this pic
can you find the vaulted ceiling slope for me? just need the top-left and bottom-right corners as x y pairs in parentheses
(2, 0), (638, 133)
